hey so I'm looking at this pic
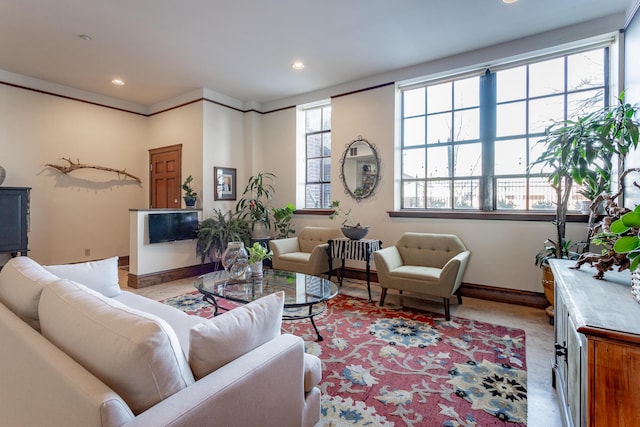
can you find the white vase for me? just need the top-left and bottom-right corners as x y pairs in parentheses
(250, 262), (263, 276)
(631, 271), (640, 304)
(250, 221), (270, 238)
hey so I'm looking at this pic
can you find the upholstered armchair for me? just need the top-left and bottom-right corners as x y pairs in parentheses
(270, 226), (344, 276)
(373, 232), (470, 320)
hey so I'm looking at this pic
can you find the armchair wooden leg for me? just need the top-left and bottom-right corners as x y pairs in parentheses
(379, 288), (387, 307)
(457, 294), (462, 304)
(443, 298), (451, 321)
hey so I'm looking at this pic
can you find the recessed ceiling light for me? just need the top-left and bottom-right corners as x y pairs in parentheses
(291, 62), (305, 70)
(503, 0), (518, 3)
(111, 79), (125, 86)
(78, 34), (92, 41)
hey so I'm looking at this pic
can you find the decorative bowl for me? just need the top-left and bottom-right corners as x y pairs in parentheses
(341, 226), (370, 240)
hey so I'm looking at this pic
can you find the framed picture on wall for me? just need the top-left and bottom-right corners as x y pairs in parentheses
(214, 167), (236, 200)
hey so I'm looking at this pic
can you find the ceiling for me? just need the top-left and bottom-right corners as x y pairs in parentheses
(0, 0), (634, 109)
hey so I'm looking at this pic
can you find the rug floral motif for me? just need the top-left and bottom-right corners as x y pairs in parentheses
(163, 291), (527, 426)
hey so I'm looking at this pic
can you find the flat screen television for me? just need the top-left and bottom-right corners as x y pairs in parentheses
(148, 212), (198, 244)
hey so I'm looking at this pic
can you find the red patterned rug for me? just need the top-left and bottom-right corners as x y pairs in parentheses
(162, 292), (527, 426)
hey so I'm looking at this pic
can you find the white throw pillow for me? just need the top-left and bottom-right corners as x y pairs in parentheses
(189, 291), (284, 379)
(39, 279), (195, 415)
(0, 256), (59, 330)
(44, 256), (122, 297)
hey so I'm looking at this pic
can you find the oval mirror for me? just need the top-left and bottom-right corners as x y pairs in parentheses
(339, 136), (380, 201)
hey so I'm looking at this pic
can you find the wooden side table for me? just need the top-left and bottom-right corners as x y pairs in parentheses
(328, 238), (382, 302)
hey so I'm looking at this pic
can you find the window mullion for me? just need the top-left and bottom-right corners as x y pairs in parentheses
(480, 70), (496, 211)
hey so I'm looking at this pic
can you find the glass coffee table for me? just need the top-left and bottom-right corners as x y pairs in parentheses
(194, 268), (339, 341)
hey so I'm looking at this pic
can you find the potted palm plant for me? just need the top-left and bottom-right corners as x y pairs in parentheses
(236, 172), (276, 238)
(531, 94), (639, 319)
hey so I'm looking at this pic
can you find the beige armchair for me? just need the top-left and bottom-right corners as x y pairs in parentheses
(270, 226), (343, 276)
(373, 232), (470, 320)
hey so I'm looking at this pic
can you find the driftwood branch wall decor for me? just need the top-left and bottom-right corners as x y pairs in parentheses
(45, 157), (142, 183)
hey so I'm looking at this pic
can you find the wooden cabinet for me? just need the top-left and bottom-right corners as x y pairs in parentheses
(0, 187), (30, 256)
(550, 259), (640, 427)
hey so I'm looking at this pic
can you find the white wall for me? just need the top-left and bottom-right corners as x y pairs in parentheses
(0, 84), (147, 264)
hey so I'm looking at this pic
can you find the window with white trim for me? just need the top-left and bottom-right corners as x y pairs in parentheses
(400, 46), (608, 211)
(303, 104), (332, 208)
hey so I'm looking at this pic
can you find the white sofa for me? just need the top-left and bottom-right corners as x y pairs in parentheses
(0, 256), (321, 427)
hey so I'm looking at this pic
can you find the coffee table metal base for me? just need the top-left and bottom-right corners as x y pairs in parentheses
(198, 288), (328, 341)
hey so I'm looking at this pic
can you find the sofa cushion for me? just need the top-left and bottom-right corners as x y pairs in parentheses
(39, 279), (195, 415)
(189, 291), (284, 379)
(0, 256), (59, 330)
(113, 291), (205, 358)
(44, 256), (122, 297)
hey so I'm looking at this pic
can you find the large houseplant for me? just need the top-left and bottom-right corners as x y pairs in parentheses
(532, 94), (640, 264)
(531, 94), (639, 318)
(236, 172), (276, 238)
(195, 208), (251, 263)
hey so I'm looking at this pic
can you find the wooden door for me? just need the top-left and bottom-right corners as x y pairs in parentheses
(149, 144), (182, 208)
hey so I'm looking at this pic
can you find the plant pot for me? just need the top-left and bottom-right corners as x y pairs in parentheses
(631, 271), (640, 304)
(542, 265), (555, 323)
(250, 221), (270, 238)
(250, 262), (263, 277)
(183, 196), (196, 208)
(341, 226), (369, 240)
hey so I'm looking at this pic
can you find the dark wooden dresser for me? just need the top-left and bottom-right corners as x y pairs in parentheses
(0, 187), (30, 256)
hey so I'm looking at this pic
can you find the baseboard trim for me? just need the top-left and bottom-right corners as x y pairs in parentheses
(458, 282), (549, 309)
(126, 263), (548, 308)
(338, 267), (548, 309)
(128, 262), (218, 288)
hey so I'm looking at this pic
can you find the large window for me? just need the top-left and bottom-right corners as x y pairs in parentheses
(400, 47), (608, 211)
(304, 105), (332, 208)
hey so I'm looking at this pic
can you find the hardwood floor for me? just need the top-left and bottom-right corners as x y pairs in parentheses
(119, 268), (562, 427)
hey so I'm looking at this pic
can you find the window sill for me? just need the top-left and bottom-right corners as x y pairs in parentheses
(387, 210), (589, 222)
(294, 209), (334, 216)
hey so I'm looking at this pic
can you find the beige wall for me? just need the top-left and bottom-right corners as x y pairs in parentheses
(1, 84), (147, 264)
(202, 101), (248, 216)
(147, 101), (204, 209)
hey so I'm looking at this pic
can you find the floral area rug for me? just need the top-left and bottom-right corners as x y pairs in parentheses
(162, 291), (527, 427)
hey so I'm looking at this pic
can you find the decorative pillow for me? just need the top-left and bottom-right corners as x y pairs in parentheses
(44, 256), (122, 297)
(189, 291), (284, 379)
(39, 279), (194, 415)
(0, 256), (59, 330)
